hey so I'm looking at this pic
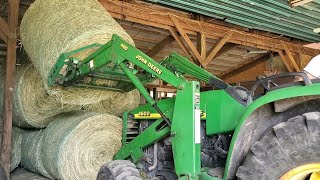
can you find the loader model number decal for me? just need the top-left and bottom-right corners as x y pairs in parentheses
(136, 55), (162, 75)
(120, 43), (128, 51)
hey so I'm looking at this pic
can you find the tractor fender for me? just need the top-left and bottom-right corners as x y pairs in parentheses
(224, 84), (320, 180)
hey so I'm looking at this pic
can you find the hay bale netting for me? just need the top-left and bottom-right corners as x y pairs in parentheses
(1, 65), (76, 128)
(20, 130), (52, 179)
(84, 89), (140, 116)
(41, 112), (122, 179)
(10, 168), (49, 180)
(20, 0), (135, 106)
(0, 126), (22, 172)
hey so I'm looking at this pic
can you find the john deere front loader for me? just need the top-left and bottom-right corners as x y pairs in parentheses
(49, 35), (320, 180)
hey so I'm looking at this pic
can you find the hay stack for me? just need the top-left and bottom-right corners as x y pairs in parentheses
(0, 64), (139, 128)
(41, 112), (122, 179)
(20, 0), (135, 106)
(21, 130), (52, 178)
(1, 65), (76, 128)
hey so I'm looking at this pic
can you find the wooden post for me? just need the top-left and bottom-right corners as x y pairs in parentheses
(1, 0), (19, 177)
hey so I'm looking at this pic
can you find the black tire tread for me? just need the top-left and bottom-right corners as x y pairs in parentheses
(97, 160), (142, 180)
(236, 112), (320, 180)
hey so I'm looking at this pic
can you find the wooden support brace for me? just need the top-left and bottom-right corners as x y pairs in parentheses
(203, 31), (234, 67)
(0, 16), (14, 40)
(282, 42), (301, 71)
(219, 54), (270, 79)
(169, 15), (204, 65)
(0, 30), (7, 44)
(197, 32), (206, 59)
(147, 35), (174, 57)
(2, 0), (19, 177)
(168, 27), (195, 62)
(278, 50), (294, 72)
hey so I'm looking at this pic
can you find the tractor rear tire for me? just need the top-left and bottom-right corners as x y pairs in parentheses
(96, 160), (142, 180)
(236, 112), (320, 180)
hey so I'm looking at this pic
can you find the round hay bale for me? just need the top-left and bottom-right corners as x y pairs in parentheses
(10, 168), (49, 180)
(83, 89), (140, 116)
(20, 0), (135, 106)
(41, 111), (122, 179)
(0, 126), (22, 172)
(20, 130), (52, 178)
(10, 65), (75, 128)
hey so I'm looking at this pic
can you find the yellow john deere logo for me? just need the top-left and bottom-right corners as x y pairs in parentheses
(136, 55), (162, 75)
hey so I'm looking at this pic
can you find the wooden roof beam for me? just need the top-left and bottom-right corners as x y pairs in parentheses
(99, 0), (318, 57)
(278, 50), (294, 72)
(170, 15), (204, 65)
(214, 43), (239, 59)
(168, 27), (195, 63)
(282, 42), (301, 71)
(203, 31), (234, 67)
(146, 35), (175, 57)
(219, 54), (271, 79)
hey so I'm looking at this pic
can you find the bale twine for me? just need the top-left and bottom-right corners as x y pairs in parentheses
(10, 168), (49, 180)
(20, 130), (52, 178)
(83, 89), (140, 116)
(41, 111), (122, 179)
(20, 0), (135, 106)
(7, 64), (75, 128)
(0, 125), (22, 172)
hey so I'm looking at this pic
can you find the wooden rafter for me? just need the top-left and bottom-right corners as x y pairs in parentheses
(197, 32), (206, 59)
(0, 16), (11, 40)
(196, 14), (206, 59)
(99, 0), (317, 56)
(168, 27), (195, 61)
(219, 54), (271, 79)
(0, 30), (7, 44)
(146, 35), (174, 57)
(203, 31), (234, 67)
(278, 50), (294, 72)
(169, 15), (204, 65)
(1, 0), (20, 177)
(214, 43), (239, 59)
(282, 42), (301, 71)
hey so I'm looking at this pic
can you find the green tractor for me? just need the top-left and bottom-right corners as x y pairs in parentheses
(49, 35), (320, 180)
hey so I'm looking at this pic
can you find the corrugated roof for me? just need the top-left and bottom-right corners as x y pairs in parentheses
(146, 0), (320, 42)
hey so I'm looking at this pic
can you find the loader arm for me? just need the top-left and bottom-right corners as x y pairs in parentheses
(48, 34), (224, 179)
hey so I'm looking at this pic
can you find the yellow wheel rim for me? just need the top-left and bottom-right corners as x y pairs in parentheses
(280, 164), (320, 180)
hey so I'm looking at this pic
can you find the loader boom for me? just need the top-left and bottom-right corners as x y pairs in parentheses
(48, 34), (230, 179)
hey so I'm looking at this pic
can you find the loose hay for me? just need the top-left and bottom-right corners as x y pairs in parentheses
(41, 112), (122, 179)
(21, 0), (135, 106)
(21, 130), (52, 178)
(84, 89), (140, 116)
(2, 64), (76, 128)
(10, 168), (49, 180)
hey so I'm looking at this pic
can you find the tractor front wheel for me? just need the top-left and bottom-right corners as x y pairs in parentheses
(237, 112), (320, 180)
(96, 160), (142, 180)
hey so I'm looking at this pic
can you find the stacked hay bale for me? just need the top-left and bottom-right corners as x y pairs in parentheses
(20, 0), (136, 107)
(12, 65), (76, 128)
(20, 130), (52, 178)
(15, 0), (141, 178)
(0, 125), (23, 172)
(21, 112), (122, 179)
